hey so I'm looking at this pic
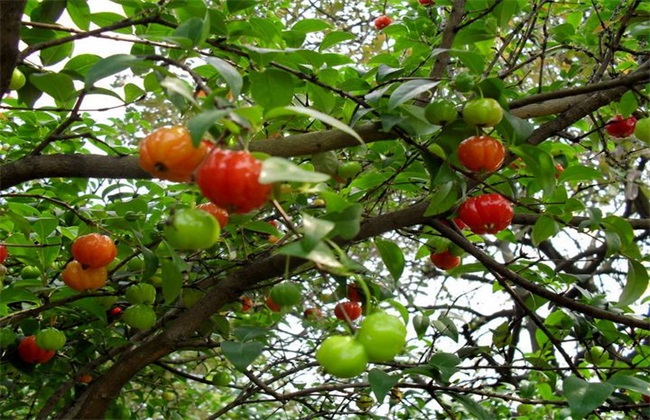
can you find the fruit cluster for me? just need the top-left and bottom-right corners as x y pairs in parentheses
(63, 233), (116, 292)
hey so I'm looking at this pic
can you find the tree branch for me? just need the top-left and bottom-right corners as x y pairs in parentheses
(0, 0), (27, 96)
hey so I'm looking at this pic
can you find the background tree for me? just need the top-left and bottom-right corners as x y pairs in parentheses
(0, 0), (649, 419)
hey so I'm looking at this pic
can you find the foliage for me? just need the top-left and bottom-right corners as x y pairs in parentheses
(0, 0), (649, 418)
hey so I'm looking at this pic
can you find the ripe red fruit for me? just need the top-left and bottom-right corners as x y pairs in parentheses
(266, 296), (282, 312)
(0, 244), (7, 264)
(196, 148), (272, 214)
(457, 135), (505, 173)
(458, 193), (514, 235)
(303, 307), (323, 320)
(240, 296), (253, 312)
(605, 115), (636, 138)
(77, 374), (93, 384)
(108, 306), (123, 317)
(61, 261), (108, 291)
(334, 301), (362, 321)
(18, 335), (55, 364)
(197, 203), (229, 228)
(452, 218), (467, 230)
(554, 163), (564, 179)
(139, 126), (209, 182)
(418, 0), (433, 5)
(374, 15), (392, 30)
(429, 250), (461, 270)
(347, 284), (364, 303)
(71, 233), (117, 268)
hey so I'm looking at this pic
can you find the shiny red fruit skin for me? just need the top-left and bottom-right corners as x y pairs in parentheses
(266, 296), (282, 312)
(457, 136), (505, 173)
(605, 115), (636, 138)
(197, 202), (230, 228)
(458, 193), (513, 235)
(419, 0), (433, 5)
(196, 148), (272, 214)
(429, 251), (461, 270)
(334, 301), (362, 321)
(347, 284), (363, 303)
(18, 335), (55, 364)
(240, 296), (253, 312)
(71, 233), (117, 268)
(0, 244), (7, 264)
(374, 15), (392, 30)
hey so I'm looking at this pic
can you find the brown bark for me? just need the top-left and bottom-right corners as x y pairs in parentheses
(0, 0), (27, 95)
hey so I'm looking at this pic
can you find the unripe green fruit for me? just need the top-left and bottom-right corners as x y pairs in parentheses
(212, 371), (232, 386)
(36, 328), (67, 351)
(412, 314), (430, 338)
(125, 283), (157, 305)
(585, 345), (609, 364)
(269, 282), (302, 306)
(356, 394), (374, 412)
(20, 265), (41, 279)
(337, 161), (363, 179)
(123, 304), (156, 330)
(452, 72), (475, 93)
(356, 312), (407, 362)
(311, 151), (339, 176)
(635, 117), (650, 143)
(9, 68), (26, 91)
(0, 328), (17, 348)
(462, 98), (503, 128)
(425, 100), (458, 125)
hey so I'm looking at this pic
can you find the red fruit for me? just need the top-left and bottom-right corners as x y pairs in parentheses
(197, 202), (230, 228)
(347, 284), (364, 303)
(418, 0), (433, 5)
(71, 233), (117, 268)
(61, 261), (108, 291)
(240, 296), (253, 312)
(0, 244), (7, 264)
(429, 251), (461, 270)
(458, 193), (513, 235)
(139, 126), (209, 182)
(108, 306), (123, 317)
(303, 307), (323, 319)
(266, 296), (282, 312)
(452, 218), (467, 230)
(554, 163), (564, 179)
(374, 15), (392, 30)
(196, 148), (272, 214)
(457, 135), (505, 173)
(605, 115), (636, 138)
(77, 374), (93, 384)
(18, 335), (55, 364)
(642, 394), (650, 404)
(334, 301), (362, 321)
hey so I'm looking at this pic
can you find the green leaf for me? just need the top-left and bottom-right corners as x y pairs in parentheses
(532, 215), (559, 246)
(496, 112), (535, 145)
(187, 110), (229, 145)
(172, 17), (207, 48)
(85, 54), (143, 87)
(616, 260), (648, 307)
(40, 35), (74, 66)
(259, 157), (331, 184)
(424, 181), (458, 216)
(387, 79), (439, 111)
(64, 54), (101, 78)
(563, 376), (614, 419)
(301, 214), (335, 252)
(124, 83), (145, 103)
(266, 106), (364, 146)
(32, 0), (67, 23)
(606, 373), (650, 395)
(368, 369), (400, 403)
(618, 91), (638, 117)
(226, 0), (258, 12)
(66, 0), (91, 30)
(558, 165), (604, 183)
(449, 393), (491, 420)
(320, 31), (356, 51)
(428, 352), (461, 384)
(30, 73), (76, 102)
(221, 340), (264, 371)
(375, 239), (405, 282)
(205, 57), (243, 98)
(249, 69), (294, 110)
(279, 241), (343, 269)
(161, 258), (184, 304)
(431, 317), (459, 342)
(323, 204), (363, 240)
(70, 297), (108, 324)
(291, 19), (331, 33)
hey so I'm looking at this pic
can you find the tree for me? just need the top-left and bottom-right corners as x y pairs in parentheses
(0, 0), (649, 418)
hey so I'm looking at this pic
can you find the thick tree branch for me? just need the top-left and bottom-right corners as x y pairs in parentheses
(0, 0), (27, 96)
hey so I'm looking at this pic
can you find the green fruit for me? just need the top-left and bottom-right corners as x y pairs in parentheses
(425, 100), (458, 125)
(9, 68), (26, 91)
(161, 391), (175, 401)
(462, 98), (503, 128)
(36, 328), (66, 351)
(412, 314), (430, 338)
(269, 282), (302, 307)
(0, 328), (17, 348)
(163, 208), (220, 251)
(182, 288), (205, 308)
(356, 312), (407, 362)
(585, 345), (609, 364)
(311, 151), (339, 176)
(127, 257), (145, 271)
(452, 72), (475, 93)
(125, 283), (156, 305)
(356, 394), (374, 412)
(337, 161), (363, 179)
(517, 404), (534, 415)
(212, 371), (232, 386)
(635, 117), (650, 143)
(316, 335), (368, 378)
(20, 265), (41, 279)
(123, 304), (157, 330)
